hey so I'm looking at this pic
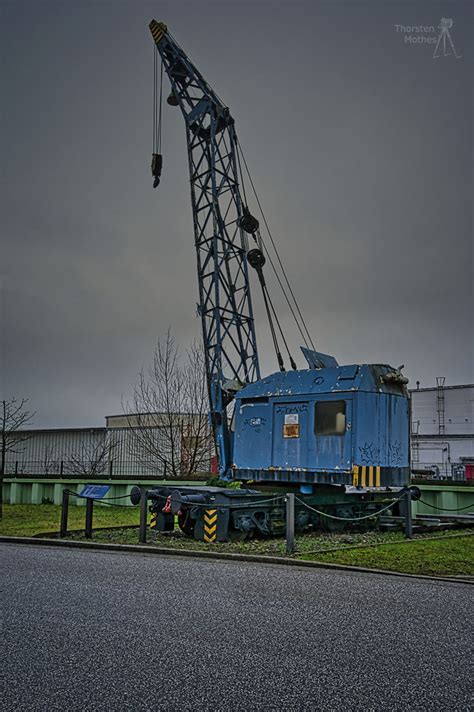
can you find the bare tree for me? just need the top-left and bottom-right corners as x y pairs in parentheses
(124, 330), (212, 478)
(1, 398), (35, 517)
(65, 434), (120, 479)
(41, 444), (61, 476)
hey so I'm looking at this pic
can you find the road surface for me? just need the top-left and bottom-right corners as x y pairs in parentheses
(1, 543), (472, 710)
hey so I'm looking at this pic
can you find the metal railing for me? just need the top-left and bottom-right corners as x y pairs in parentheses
(4, 459), (210, 480)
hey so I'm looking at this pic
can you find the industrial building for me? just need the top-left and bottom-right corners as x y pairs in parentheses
(5, 413), (212, 479)
(411, 380), (474, 480)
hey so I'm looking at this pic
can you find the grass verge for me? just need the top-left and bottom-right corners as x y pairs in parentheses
(0, 504), (139, 537)
(298, 535), (474, 577)
(2, 505), (473, 577)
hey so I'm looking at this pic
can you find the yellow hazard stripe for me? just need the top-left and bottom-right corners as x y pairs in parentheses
(149, 20), (167, 44)
(352, 465), (359, 487)
(368, 466), (374, 487)
(353, 465), (382, 488)
(203, 509), (217, 542)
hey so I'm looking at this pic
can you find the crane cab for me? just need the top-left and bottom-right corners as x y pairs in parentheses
(231, 364), (410, 490)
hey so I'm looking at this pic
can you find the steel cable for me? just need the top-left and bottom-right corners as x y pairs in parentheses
(417, 499), (474, 513)
(294, 495), (405, 522)
(237, 142), (316, 352)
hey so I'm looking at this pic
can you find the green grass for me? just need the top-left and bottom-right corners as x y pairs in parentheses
(2, 505), (473, 577)
(0, 504), (139, 537)
(299, 535), (474, 577)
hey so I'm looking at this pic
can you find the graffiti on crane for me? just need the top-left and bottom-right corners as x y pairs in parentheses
(358, 442), (380, 464)
(276, 404), (308, 415)
(389, 441), (403, 466)
(244, 417), (266, 433)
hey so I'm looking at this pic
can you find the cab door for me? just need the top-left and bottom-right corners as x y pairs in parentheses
(311, 396), (352, 471)
(272, 402), (309, 469)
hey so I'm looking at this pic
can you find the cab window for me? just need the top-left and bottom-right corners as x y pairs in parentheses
(315, 401), (346, 435)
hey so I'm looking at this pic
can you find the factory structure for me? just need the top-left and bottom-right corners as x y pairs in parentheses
(5, 412), (213, 479)
(411, 380), (473, 480)
(4, 380), (473, 482)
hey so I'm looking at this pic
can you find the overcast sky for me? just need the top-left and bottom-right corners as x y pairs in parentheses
(1, 0), (472, 428)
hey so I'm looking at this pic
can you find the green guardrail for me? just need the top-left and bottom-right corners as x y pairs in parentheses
(2, 478), (207, 506)
(2, 478), (473, 514)
(413, 483), (474, 517)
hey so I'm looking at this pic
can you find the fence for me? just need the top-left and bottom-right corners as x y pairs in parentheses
(4, 459), (162, 478)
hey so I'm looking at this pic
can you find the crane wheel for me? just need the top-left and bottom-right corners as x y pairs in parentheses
(177, 508), (195, 536)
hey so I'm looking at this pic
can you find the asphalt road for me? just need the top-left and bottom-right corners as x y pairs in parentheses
(1, 543), (472, 711)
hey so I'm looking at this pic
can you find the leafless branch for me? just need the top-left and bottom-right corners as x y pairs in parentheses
(1, 397), (36, 516)
(65, 434), (120, 479)
(124, 330), (213, 478)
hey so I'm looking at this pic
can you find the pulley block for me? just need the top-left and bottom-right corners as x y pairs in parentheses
(247, 248), (266, 271)
(239, 207), (260, 234)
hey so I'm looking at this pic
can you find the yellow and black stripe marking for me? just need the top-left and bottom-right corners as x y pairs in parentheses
(149, 20), (168, 45)
(203, 508), (217, 542)
(150, 511), (158, 529)
(352, 465), (381, 488)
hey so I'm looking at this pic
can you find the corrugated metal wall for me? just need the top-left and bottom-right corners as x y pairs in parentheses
(5, 424), (211, 477)
(411, 384), (474, 478)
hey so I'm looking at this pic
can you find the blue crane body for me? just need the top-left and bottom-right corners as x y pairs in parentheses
(140, 21), (411, 540)
(232, 366), (409, 488)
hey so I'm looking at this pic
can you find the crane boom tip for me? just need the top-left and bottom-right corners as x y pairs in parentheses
(149, 19), (168, 44)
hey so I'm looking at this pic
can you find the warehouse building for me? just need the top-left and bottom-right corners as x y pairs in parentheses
(5, 412), (212, 478)
(411, 380), (474, 480)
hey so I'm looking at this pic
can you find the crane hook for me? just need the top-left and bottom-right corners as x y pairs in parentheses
(151, 153), (163, 189)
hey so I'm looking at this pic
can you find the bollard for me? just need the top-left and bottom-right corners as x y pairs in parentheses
(85, 497), (94, 539)
(403, 489), (413, 539)
(139, 488), (148, 544)
(285, 493), (295, 555)
(60, 489), (69, 537)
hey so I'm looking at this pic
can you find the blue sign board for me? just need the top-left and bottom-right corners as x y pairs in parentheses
(80, 485), (110, 499)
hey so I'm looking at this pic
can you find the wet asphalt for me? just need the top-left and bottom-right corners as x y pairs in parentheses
(1, 543), (472, 711)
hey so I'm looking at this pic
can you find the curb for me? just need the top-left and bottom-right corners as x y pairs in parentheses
(1, 535), (472, 585)
(31, 525), (138, 538)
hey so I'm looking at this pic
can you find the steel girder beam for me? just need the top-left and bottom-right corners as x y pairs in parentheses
(150, 22), (260, 474)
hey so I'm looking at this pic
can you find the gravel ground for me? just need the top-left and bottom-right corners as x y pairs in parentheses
(1, 543), (472, 711)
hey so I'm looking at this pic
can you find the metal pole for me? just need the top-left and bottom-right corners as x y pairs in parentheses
(60, 489), (69, 537)
(139, 488), (148, 543)
(404, 489), (413, 539)
(85, 497), (94, 539)
(285, 493), (295, 555)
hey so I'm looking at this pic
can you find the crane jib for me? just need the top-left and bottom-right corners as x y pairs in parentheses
(148, 19), (260, 476)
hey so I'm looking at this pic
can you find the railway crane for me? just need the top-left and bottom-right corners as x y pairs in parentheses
(133, 20), (412, 541)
